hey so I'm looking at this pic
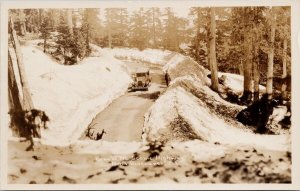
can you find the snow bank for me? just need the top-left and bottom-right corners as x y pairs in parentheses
(164, 54), (210, 86)
(219, 72), (266, 96)
(102, 47), (173, 65)
(89, 44), (104, 57)
(162, 53), (185, 72)
(21, 42), (131, 146)
(143, 86), (289, 151)
(162, 53), (266, 97)
(143, 53), (290, 152)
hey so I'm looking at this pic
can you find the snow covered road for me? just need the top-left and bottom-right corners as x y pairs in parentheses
(81, 61), (167, 141)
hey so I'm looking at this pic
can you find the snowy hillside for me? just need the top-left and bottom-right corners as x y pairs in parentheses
(20, 41), (132, 145)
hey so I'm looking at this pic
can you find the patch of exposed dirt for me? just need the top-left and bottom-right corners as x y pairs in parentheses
(169, 116), (199, 141)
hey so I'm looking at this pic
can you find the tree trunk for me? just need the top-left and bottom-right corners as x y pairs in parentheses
(67, 9), (73, 36)
(108, 10), (112, 48)
(242, 33), (253, 103)
(43, 36), (47, 53)
(86, 22), (90, 54)
(206, 27), (210, 70)
(281, 38), (287, 100)
(84, 9), (90, 55)
(8, 50), (23, 111)
(8, 50), (26, 137)
(10, 18), (34, 111)
(253, 25), (260, 102)
(239, 59), (244, 75)
(253, 57), (260, 101)
(120, 9), (126, 46)
(38, 9), (43, 31)
(209, 7), (219, 92)
(267, 8), (276, 100)
(195, 8), (201, 61)
(152, 8), (156, 48)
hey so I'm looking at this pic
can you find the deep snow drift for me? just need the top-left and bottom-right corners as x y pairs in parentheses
(143, 53), (290, 152)
(19, 41), (132, 146)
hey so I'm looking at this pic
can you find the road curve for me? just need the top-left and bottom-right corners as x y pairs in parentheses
(80, 61), (166, 142)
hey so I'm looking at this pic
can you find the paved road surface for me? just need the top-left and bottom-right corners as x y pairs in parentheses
(80, 61), (166, 142)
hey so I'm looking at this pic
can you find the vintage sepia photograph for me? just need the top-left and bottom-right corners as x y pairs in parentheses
(1, 0), (300, 190)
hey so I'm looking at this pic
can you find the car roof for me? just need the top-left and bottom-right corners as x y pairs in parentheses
(135, 67), (149, 74)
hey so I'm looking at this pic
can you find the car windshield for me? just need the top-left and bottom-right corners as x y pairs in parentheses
(136, 73), (146, 77)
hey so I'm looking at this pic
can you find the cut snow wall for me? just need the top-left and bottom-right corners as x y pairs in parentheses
(163, 54), (210, 86)
(143, 53), (289, 151)
(21, 43), (132, 146)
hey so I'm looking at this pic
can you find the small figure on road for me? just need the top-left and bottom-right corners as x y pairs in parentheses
(165, 72), (169, 87)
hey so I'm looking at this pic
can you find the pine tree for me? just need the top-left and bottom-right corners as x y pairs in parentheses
(188, 7), (210, 66)
(105, 8), (113, 48)
(110, 8), (129, 47)
(40, 16), (51, 53)
(74, 28), (88, 60)
(162, 8), (187, 51)
(47, 9), (61, 31)
(230, 7), (266, 103)
(104, 8), (128, 48)
(82, 8), (102, 48)
(18, 9), (27, 35)
(56, 9), (75, 64)
(116, 8), (129, 47)
(144, 8), (163, 48)
(67, 9), (73, 36)
(129, 8), (149, 50)
(251, 7), (266, 102)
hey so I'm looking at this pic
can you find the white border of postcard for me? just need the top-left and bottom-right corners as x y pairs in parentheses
(1, 0), (300, 190)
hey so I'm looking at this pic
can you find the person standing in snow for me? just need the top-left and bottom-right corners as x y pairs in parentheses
(165, 72), (169, 87)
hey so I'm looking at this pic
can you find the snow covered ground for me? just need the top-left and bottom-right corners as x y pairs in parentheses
(18, 41), (132, 146)
(7, 45), (291, 184)
(8, 134), (291, 184)
(219, 72), (266, 96)
(103, 47), (173, 65)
